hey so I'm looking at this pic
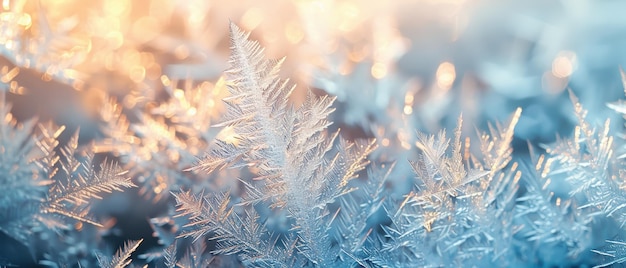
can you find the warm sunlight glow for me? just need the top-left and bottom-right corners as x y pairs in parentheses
(552, 51), (576, 78)
(241, 8), (264, 30)
(436, 61), (456, 90)
(404, 105), (413, 115)
(371, 62), (388, 79)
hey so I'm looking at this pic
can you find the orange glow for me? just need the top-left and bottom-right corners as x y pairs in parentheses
(381, 138), (390, 147)
(436, 61), (456, 90)
(285, 21), (304, 44)
(174, 45), (190, 60)
(404, 93), (414, 104)
(107, 31), (124, 49)
(241, 8), (264, 30)
(129, 66), (146, 82)
(103, 1), (129, 17)
(132, 16), (160, 43)
(552, 51), (576, 78)
(337, 2), (360, 32)
(371, 62), (388, 79)
(18, 13), (31, 28)
(404, 105), (413, 115)
(160, 75), (171, 86)
(1, 66), (19, 83)
(75, 221), (83, 231)
(173, 89), (185, 99)
(216, 126), (240, 145)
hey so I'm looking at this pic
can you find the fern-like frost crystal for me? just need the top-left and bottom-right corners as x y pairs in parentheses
(174, 22), (375, 267)
(97, 239), (143, 268)
(0, 89), (135, 258)
(37, 127), (136, 229)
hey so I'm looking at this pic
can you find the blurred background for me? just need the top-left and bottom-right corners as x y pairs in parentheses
(3, 0), (625, 145)
(2, 0), (626, 266)
(3, 0), (626, 139)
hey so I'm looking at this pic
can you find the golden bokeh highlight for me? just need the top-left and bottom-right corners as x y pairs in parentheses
(371, 62), (388, 79)
(436, 61), (456, 90)
(552, 51), (576, 78)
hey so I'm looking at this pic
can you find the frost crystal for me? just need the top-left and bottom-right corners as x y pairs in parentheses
(173, 22), (375, 267)
(0, 84), (135, 265)
(96, 239), (143, 268)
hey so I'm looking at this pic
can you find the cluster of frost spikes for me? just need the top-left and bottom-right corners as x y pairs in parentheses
(172, 22), (376, 267)
(535, 85), (626, 267)
(365, 110), (522, 267)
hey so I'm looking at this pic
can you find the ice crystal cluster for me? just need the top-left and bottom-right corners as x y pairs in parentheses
(161, 25), (626, 267)
(2, 1), (626, 267)
(0, 88), (137, 266)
